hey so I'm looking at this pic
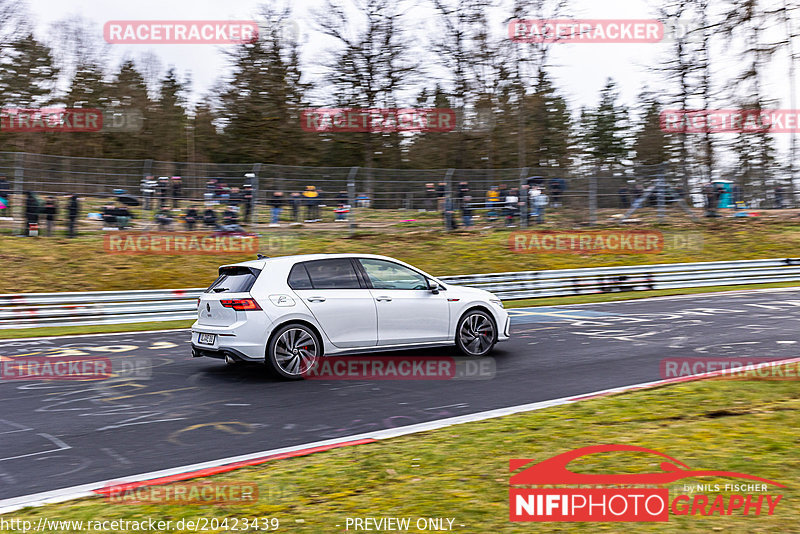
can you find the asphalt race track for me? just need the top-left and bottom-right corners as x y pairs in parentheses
(2, 288), (799, 502)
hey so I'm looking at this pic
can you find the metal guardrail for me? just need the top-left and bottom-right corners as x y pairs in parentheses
(1, 258), (800, 329)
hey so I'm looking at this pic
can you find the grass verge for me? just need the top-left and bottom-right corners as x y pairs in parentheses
(2, 379), (797, 533)
(0, 320), (194, 340)
(2, 219), (800, 293)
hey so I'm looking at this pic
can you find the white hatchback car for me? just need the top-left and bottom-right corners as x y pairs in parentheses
(191, 254), (509, 378)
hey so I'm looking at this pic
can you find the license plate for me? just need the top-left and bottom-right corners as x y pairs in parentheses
(198, 333), (216, 345)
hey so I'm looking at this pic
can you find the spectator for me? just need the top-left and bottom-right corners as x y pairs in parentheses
(532, 187), (549, 224)
(504, 188), (519, 227)
(67, 194), (79, 238)
(203, 207), (218, 230)
(157, 177), (170, 208)
(185, 205), (198, 231)
(549, 177), (565, 207)
(229, 187), (243, 209)
(0, 175), (10, 211)
(141, 176), (157, 210)
(219, 182), (231, 203)
(24, 191), (41, 236)
(102, 204), (117, 229)
(290, 192), (302, 222)
(222, 206), (244, 232)
(155, 208), (173, 230)
(270, 191), (284, 227)
(43, 196), (57, 236)
(486, 185), (501, 222)
(356, 192), (371, 208)
(425, 183), (437, 211)
(171, 176), (182, 208)
(115, 204), (131, 230)
(242, 183), (254, 222)
(436, 182), (447, 212)
(618, 186), (629, 209)
(775, 185), (785, 209)
(303, 186), (320, 222)
(205, 178), (218, 204)
(456, 181), (470, 211)
(703, 182), (718, 217)
(443, 195), (456, 231)
(462, 194), (473, 229)
(334, 190), (350, 221)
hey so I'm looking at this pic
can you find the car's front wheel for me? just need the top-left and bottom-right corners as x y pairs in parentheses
(455, 310), (497, 357)
(266, 324), (321, 379)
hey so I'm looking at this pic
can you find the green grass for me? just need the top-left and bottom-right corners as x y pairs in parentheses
(2, 218), (800, 293)
(3, 379), (797, 533)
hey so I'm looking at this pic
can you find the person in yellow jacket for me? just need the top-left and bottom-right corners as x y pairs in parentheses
(486, 185), (500, 221)
(303, 185), (320, 222)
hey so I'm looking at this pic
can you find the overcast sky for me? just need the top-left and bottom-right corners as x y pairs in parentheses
(24, 0), (800, 159)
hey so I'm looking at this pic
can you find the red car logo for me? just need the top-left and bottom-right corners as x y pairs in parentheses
(510, 444), (786, 487)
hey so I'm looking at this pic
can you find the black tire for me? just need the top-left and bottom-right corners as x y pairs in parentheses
(455, 309), (497, 357)
(266, 323), (321, 379)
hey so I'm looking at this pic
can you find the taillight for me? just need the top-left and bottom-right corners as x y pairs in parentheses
(220, 298), (262, 311)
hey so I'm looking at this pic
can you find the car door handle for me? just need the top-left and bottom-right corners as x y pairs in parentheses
(375, 296), (392, 302)
(307, 297), (326, 302)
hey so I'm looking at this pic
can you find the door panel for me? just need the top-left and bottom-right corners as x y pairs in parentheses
(290, 259), (377, 348)
(356, 258), (450, 345)
(369, 289), (450, 345)
(293, 289), (377, 348)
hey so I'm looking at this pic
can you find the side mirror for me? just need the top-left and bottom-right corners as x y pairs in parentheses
(429, 281), (442, 294)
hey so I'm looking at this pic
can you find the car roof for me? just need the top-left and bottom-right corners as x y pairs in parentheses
(221, 253), (403, 269)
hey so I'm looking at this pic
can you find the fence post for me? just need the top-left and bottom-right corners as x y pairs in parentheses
(589, 169), (598, 225)
(250, 163), (261, 225)
(142, 159), (153, 218)
(444, 168), (454, 230)
(657, 166), (666, 222)
(518, 167), (530, 228)
(347, 166), (359, 235)
(13, 152), (24, 235)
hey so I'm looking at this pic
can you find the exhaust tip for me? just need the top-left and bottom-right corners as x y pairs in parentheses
(225, 354), (236, 364)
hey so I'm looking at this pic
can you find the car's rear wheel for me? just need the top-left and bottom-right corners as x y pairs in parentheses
(266, 324), (321, 379)
(455, 310), (497, 357)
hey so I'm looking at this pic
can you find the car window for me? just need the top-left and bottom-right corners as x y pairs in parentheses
(358, 259), (429, 290)
(304, 259), (361, 289)
(287, 263), (312, 290)
(206, 266), (260, 293)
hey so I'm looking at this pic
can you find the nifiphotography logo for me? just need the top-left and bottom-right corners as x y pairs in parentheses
(509, 444), (785, 522)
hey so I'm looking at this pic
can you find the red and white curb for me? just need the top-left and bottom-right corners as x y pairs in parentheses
(1, 356), (799, 515)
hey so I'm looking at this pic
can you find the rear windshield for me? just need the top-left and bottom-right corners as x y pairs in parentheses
(206, 266), (261, 293)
